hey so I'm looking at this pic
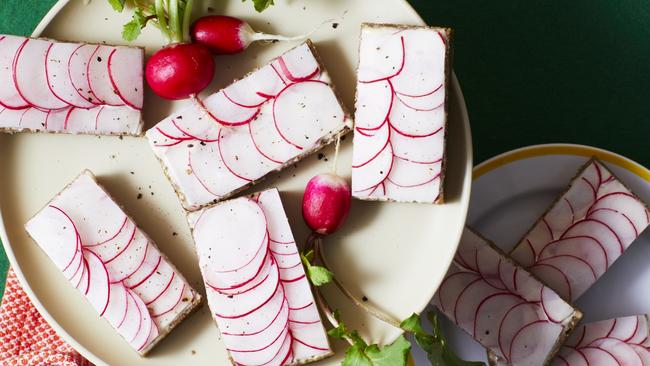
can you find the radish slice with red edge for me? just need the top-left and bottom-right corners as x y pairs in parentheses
(45, 42), (96, 109)
(0, 35), (29, 109)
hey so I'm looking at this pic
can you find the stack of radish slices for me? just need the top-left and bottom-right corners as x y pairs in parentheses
(435, 159), (650, 366)
(0, 35), (143, 135)
(189, 189), (332, 365)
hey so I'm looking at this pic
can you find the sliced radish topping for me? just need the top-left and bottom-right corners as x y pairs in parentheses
(357, 31), (405, 83)
(45, 42), (96, 109)
(123, 246), (162, 289)
(104, 283), (129, 328)
(390, 95), (445, 138)
(351, 141), (393, 194)
(218, 125), (279, 181)
(107, 47), (144, 109)
(390, 29), (446, 97)
(511, 160), (650, 302)
(13, 39), (68, 110)
(68, 44), (101, 106)
(434, 229), (579, 365)
(222, 64), (285, 107)
(273, 45), (320, 83)
(386, 157), (441, 188)
(248, 106), (302, 164)
(87, 45), (124, 106)
(272, 80), (344, 150)
(352, 122), (390, 167)
(0, 35), (30, 109)
(355, 80), (393, 130)
(199, 91), (261, 127)
(84, 250), (111, 316)
(24, 205), (80, 270)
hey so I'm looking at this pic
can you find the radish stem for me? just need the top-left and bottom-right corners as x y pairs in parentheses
(169, 0), (182, 43)
(312, 236), (403, 329)
(331, 132), (342, 175)
(155, 0), (171, 44)
(182, 0), (194, 43)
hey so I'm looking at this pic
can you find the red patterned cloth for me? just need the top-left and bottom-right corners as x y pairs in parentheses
(0, 268), (92, 366)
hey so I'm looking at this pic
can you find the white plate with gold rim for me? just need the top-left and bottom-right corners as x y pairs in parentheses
(0, 0), (472, 365)
(414, 144), (650, 364)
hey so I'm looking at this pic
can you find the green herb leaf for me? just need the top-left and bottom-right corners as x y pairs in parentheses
(401, 312), (485, 366)
(342, 344), (373, 366)
(341, 335), (411, 366)
(245, 0), (275, 12)
(108, 0), (126, 12)
(300, 252), (333, 286)
(121, 8), (147, 41)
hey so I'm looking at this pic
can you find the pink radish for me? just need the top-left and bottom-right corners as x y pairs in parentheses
(302, 173), (351, 235)
(145, 43), (215, 100)
(191, 15), (328, 55)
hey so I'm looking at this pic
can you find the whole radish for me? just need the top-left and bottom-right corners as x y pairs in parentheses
(302, 173), (351, 235)
(109, 0), (215, 100)
(191, 15), (342, 55)
(146, 43), (214, 100)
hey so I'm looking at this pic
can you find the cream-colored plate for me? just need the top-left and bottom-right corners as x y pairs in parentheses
(0, 0), (472, 365)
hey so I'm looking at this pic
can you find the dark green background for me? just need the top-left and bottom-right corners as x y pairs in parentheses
(1, 1), (649, 295)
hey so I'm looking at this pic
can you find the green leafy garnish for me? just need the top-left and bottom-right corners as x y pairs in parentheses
(401, 313), (485, 366)
(328, 317), (411, 366)
(108, 0), (126, 12)
(121, 8), (147, 41)
(246, 0), (275, 12)
(300, 250), (333, 286)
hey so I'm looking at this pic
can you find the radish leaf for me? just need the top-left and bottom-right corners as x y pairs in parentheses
(246, 0), (275, 12)
(401, 312), (485, 366)
(108, 0), (126, 12)
(122, 8), (147, 41)
(301, 251), (334, 286)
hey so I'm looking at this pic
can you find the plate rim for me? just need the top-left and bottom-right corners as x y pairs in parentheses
(474, 143), (650, 181)
(0, 1), (474, 365)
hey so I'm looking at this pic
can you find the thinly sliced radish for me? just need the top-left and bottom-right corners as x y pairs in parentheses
(473, 293), (522, 344)
(87, 45), (124, 106)
(103, 230), (149, 283)
(387, 158), (441, 188)
(544, 198), (576, 235)
(24, 205), (79, 270)
(185, 142), (248, 200)
(434, 271), (481, 314)
(85, 219), (136, 260)
(355, 80), (393, 130)
(104, 283), (129, 328)
(128, 289), (155, 351)
(357, 31), (405, 83)
(589, 209), (639, 242)
(538, 236), (608, 276)
(562, 220), (622, 265)
(389, 96), (445, 138)
(18, 108), (48, 130)
(135, 259), (175, 305)
(291, 321), (331, 354)
(84, 250), (111, 316)
(199, 91), (261, 127)
(218, 125), (279, 181)
(222, 64), (284, 107)
(352, 122), (390, 167)
(273, 44), (321, 83)
(582, 341), (640, 365)
(45, 42), (95, 109)
(76, 258), (90, 295)
(390, 29), (446, 97)
(217, 253), (275, 297)
(533, 256), (596, 301)
(123, 246), (162, 289)
(13, 39), (69, 110)
(453, 279), (503, 329)
(394, 86), (444, 111)
(214, 282), (286, 337)
(0, 35), (29, 109)
(383, 175), (441, 203)
(221, 295), (289, 349)
(212, 257), (279, 319)
(509, 321), (564, 365)
(65, 249), (84, 285)
(194, 198), (267, 272)
(229, 324), (290, 366)
(589, 192), (650, 233)
(272, 80), (345, 150)
(68, 44), (101, 105)
(255, 332), (292, 366)
(107, 47), (144, 109)
(148, 274), (186, 317)
(0, 108), (25, 128)
(351, 142), (393, 194)
(248, 105), (302, 164)
(117, 288), (141, 342)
